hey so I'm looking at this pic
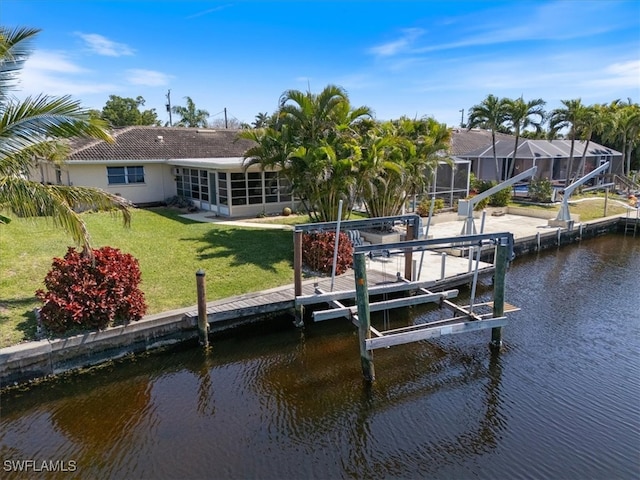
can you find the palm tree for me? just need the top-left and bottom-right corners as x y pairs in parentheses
(171, 96), (210, 127)
(0, 26), (130, 250)
(356, 121), (404, 219)
(548, 99), (584, 186)
(575, 104), (606, 177)
(503, 96), (545, 178)
(606, 101), (640, 175)
(251, 112), (270, 128)
(467, 94), (507, 180)
(242, 85), (371, 222)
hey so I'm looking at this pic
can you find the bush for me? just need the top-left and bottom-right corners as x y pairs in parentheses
(529, 178), (553, 203)
(302, 232), (353, 275)
(489, 187), (512, 207)
(165, 195), (198, 212)
(36, 247), (147, 333)
(416, 197), (445, 217)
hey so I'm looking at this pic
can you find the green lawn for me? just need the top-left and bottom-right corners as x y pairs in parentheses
(511, 195), (630, 221)
(0, 207), (295, 348)
(1, 201), (629, 349)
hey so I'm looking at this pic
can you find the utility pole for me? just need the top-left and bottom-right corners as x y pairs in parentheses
(166, 89), (173, 127)
(459, 108), (465, 128)
(224, 108), (228, 129)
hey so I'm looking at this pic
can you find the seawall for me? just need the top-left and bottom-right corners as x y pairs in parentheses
(1, 215), (637, 391)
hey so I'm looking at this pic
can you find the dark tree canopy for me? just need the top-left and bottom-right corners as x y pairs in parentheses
(101, 95), (160, 127)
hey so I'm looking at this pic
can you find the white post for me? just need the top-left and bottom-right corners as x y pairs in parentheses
(330, 199), (344, 292)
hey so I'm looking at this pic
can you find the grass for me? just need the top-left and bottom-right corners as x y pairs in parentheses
(511, 194), (631, 221)
(248, 210), (369, 225)
(0, 201), (630, 349)
(0, 207), (294, 348)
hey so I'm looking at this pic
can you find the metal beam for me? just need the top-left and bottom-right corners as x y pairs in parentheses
(366, 317), (508, 350)
(353, 231), (514, 258)
(556, 162), (611, 222)
(312, 289), (459, 322)
(295, 279), (443, 306)
(460, 166), (537, 235)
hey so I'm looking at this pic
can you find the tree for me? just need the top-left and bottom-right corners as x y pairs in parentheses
(0, 26), (131, 250)
(252, 112), (270, 128)
(606, 101), (640, 175)
(467, 94), (507, 180)
(503, 96), (546, 178)
(100, 95), (160, 127)
(171, 96), (209, 127)
(575, 104), (606, 177)
(209, 117), (243, 129)
(548, 99), (584, 186)
(241, 85), (372, 222)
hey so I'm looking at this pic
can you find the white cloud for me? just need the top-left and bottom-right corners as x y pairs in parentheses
(75, 32), (134, 57)
(17, 50), (116, 96)
(24, 50), (88, 74)
(126, 69), (172, 86)
(586, 60), (640, 89)
(185, 4), (234, 19)
(369, 28), (424, 57)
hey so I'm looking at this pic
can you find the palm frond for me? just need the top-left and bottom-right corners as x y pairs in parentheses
(0, 94), (112, 160)
(0, 176), (131, 249)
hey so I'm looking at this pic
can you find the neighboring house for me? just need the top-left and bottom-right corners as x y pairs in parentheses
(452, 129), (623, 182)
(32, 126), (295, 218)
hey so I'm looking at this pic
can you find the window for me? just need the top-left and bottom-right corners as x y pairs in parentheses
(176, 167), (212, 201)
(218, 172), (228, 205)
(264, 172), (291, 203)
(107, 166), (145, 185)
(231, 172), (247, 205)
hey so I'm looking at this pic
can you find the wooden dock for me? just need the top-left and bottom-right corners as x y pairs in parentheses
(185, 252), (495, 332)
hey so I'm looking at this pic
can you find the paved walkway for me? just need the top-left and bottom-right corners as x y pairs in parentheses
(181, 210), (557, 239)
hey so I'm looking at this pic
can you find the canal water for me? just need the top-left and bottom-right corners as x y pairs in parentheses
(1, 234), (638, 479)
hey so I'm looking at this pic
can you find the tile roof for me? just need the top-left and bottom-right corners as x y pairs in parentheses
(458, 138), (620, 159)
(449, 128), (514, 156)
(71, 126), (610, 162)
(67, 126), (255, 161)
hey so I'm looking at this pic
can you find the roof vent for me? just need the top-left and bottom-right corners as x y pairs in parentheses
(156, 135), (164, 142)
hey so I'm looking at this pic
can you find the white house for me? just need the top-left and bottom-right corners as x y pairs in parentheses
(33, 126), (295, 218)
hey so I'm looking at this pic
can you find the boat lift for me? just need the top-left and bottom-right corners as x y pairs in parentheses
(297, 231), (519, 382)
(458, 167), (537, 235)
(550, 162), (610, 229)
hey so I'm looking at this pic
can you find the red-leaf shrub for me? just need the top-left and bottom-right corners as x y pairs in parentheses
(36, 246), (147, 333)
(302, 232), (353, 275)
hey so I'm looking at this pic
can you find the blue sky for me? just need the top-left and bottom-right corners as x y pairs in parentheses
(5, 0), (640, 128)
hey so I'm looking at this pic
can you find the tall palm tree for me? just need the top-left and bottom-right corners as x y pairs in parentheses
(503, 96), (546, 178)
(171, 96), (210, 127)
(548, 99), (584, 186)
(467, 94), (507, 180)
(606, 101), (640, 175)
(0, 26), (130, 250)
(575, 104), (606, 177)
(242, 85), (371, 222)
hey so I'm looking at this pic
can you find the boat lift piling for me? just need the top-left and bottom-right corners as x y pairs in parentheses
(350, 231), (516, 382)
